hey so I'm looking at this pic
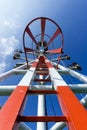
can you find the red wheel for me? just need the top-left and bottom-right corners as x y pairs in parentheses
(23, 17), (64, 66)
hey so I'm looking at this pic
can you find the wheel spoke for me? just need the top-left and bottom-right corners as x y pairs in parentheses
(46, 48), (62, 54)
(41, 18), (46, 43)
(25, 26), (37, 45)
(47, 28), (61, 47)
(24, 47), (35, 52)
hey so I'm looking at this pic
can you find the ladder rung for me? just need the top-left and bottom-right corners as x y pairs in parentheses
(36, 68), (48, 71)
(36, 71), (49, 75)
(27, 90), (57, 94)
(37, 64), (48, 68)
(34, 78), (51, 82)
(17, 116), (67, 122)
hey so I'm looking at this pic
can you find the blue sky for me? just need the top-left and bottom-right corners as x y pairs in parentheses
(0, 0), (87, 129)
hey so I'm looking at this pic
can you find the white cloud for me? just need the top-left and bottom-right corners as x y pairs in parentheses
(0, 35), (19, 58)
(0, 18), (21, 34)
(3, 20), (20, 29)
(0, 62), (6, 74)
(0, 36), (19, 73)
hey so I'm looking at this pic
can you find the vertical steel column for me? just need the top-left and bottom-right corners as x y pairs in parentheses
(57, 86), (87, 130)
(37, 95), (46, 130)
(37, 57), (47, 130)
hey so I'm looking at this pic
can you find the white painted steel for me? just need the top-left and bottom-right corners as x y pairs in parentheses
(58, 69), (69, 75)
(80, 95), (87, 107)
(0, 60), (34, 81)
(18, 67), (36, 86)
(45, 59), (67, 89)
(19, 122), (32, 130)
(69, 84), (87, 93)
(48, 68), (67, 90)
(37, 74), (47, 130)
(1, 84), (87, 95)
(37, 95), (46, 130)
(13, 69), (28, 75)
(49, 63), (87, 130)
(1, 56), (87, 130)
(31, 85), (52, 90)
(58, 64), (87, 83)
(49, 122), (66, 130)
(0, 85), (52, 95)
(0, 85), (16, 95)
(0, 63), (27, 81)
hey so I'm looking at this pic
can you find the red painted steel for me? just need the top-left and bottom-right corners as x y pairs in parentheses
(57, 86), (87, 130)
(41, 18), (46, 43)
(28, 90), (57, 94)
(34, 78), (51, 82)
(47, 48), (62, 54)
(17, 116), (67, 122)
(39, 55), (46, 63)
(24, 47), (35, 52)
(46, 62), (53, 68)
(32, 60), (38, 67)
(36, 70), (49, 75)
(0, 86), (28, 130)
(25, 26), (37, 45)
(47, 28), (61, 47)
(23, 17), (64, 67)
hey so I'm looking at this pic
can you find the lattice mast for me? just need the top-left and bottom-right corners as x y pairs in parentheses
(0, 17), (87, 130)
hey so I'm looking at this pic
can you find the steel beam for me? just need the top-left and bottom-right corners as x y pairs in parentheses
(1, 84), (87, 96)
(18, 59), (38, 86)
(19, 122), (32, 130)
(49, 122), (66, 130)
(58, 64), (87, 83)
(0, 64), (27, 81)
(69, 84), (87, 93)
(80, 95), (87, 108)
(0, 106), (32, 130)
(50, 93), (87, 130)
(37, 95), (46, 130)
(45, 59), (67, 89)
(57, 86), (87, 130)
(17, 116), (67, 122)
(0, 86), (28, 130)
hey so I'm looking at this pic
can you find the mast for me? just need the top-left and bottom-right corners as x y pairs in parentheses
(0, 17), (87, 130)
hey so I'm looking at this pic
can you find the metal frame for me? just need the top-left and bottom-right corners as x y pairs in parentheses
(0, 56), (87, 130)
(0, 17), (87, 130)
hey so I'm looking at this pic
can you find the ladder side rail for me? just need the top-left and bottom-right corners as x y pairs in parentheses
(18, 59), (38, 86)
(0, 63), (27, 81)
(0, 59), (39, 130)
(45, 59), (67, 90)
(50, 92), (87, 130)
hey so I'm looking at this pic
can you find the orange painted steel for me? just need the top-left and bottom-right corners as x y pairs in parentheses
(0, 86), (28, 130)
(32, 61), (38, 67)
(17, 116), (67, 122)
(47, 48), (62, 54)
(57, 86), (87, 130)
